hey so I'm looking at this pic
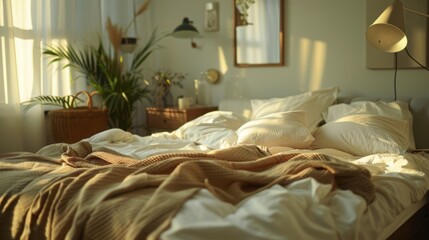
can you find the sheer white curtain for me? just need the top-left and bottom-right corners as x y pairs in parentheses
(0, 0), (101, 153)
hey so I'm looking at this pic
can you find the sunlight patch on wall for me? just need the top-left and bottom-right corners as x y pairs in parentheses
(298, 38), (326, 90)
(218, 46), (228, 73)
(310, 41), (326, 90)
(299, 38), (310, 85)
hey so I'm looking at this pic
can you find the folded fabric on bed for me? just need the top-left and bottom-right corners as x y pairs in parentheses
(173, 111), (246, 149)
(0, 141), (374, 240)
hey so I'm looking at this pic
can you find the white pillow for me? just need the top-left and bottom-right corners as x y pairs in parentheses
(250, 87), (339, 130)
(311, 114), (409, 156)
(322, 100), (415, 149)
(173, 111), (246, 149)
(86, 128), (134, 143)
(236, 111), (315, 148)
(179, 125), (238, 149)
(175, 111), (247, 136)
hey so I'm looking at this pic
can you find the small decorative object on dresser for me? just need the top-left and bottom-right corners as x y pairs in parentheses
(150, 69), (186, 107)
(146, 106), (217, 133)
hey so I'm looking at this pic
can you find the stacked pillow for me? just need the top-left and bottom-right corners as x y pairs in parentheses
(235, 110), (314, 148)
(235, 87), (339, 148)
(250, 87), (339, 130)
(172, 89), (416, 156)
(311, 100), (414, 156)
(173, 111), (247, 149)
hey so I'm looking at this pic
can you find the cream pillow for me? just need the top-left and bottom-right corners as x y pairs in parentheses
(311, 114), (409, 156)
(175, 111), (247, 136)
(87, 128), (134, 143)
(250, 87), (339, 130)
(236, 111), (314, 148)
(322, 101), (415, 149)
(173, 111), (246, 149)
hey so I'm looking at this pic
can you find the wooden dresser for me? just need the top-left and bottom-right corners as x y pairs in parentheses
(146, 106), (218, 133)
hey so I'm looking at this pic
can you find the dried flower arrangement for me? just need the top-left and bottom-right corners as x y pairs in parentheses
(150, 69), (186, 107)
(235, 0), (255, 25)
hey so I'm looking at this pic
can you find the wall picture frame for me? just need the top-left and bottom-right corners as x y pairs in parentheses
(205, 2), (219, 32)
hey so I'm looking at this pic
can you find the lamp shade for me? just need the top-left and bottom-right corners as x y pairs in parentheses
(366, 0), (407, 53)
(172, 17), (199, 38)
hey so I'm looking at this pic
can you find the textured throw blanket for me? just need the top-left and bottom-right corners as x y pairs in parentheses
(0, 141), (375, 240)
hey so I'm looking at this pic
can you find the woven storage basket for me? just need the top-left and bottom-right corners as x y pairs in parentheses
(49, 91), (108, 143)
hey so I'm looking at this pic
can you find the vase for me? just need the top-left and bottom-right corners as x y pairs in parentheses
(162, 91), (174, 107)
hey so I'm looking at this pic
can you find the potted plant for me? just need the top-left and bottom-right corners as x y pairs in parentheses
(235, 0), (255, 25)
(150, 69), (186, 107)
(23, 0), (169, 132)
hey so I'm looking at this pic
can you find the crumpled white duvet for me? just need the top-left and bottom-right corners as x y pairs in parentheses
(86, 129), (429, 240)
(163, 180), (366, 240)
(162, 152), (429, 240)
(86, 128), (213, 159)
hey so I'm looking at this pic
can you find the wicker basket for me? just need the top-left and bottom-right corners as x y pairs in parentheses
(49, 91), (108, 143)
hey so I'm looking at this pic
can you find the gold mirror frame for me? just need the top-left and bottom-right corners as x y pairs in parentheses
(234, 0), (284, 67)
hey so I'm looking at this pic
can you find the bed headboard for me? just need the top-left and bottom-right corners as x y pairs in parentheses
(219, 97), (429, 149)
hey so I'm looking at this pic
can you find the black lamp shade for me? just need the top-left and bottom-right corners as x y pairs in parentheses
(172, 17), (199, 38)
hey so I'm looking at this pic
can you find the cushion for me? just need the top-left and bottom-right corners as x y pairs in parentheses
(173, 111), (246, 149)
(322, 100), (415, 149)
(311, 114), (409, 156)
(87, 128), (134, 143)
(236, 111), (314, 148)
(250, 87), (339, 130)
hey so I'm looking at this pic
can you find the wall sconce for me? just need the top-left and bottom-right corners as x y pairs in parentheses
(172, 17), (200, 48)
(366, 0), (429, 100)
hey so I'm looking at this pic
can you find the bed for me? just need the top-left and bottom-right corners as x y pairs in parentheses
(1, 87), (429, 240)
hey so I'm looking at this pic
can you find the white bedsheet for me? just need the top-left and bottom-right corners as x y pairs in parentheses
(86, 128), (213, 159)
(86, 129), (429, 240)
(162, 150), (429, 240)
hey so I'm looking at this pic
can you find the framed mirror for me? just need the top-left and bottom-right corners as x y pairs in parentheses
(234, 0), (284, 67)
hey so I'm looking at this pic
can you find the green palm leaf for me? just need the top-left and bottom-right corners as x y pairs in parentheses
(21, 95), (78, 112)
(38, 29), (168, 130)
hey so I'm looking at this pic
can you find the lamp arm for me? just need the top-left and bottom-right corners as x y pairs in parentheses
(405, 48), (429, 71)
(404, 7), (429, 18)
(402, 7), (429, 71)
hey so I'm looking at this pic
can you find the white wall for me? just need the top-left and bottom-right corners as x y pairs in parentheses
(146, 0), (429, 106)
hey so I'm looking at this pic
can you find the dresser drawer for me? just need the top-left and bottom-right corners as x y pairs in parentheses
(146, 106), (218, 133)
(147, 111), (186, 130)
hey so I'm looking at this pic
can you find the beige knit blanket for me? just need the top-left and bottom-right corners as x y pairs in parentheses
(0, 141), (375, 240)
